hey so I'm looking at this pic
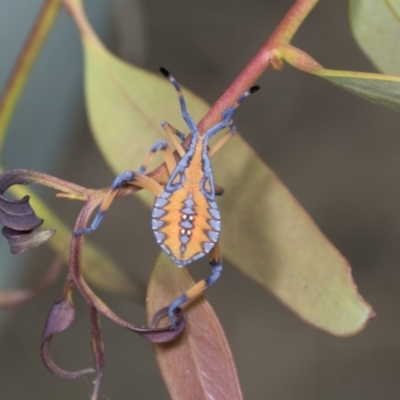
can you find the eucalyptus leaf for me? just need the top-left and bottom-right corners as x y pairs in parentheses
(82, 38), (209, 204)
(317, 69), (400, 113)
(213, 139), (374, 335)
(69, 0), (374, 335)
(349, 0), (400, 75)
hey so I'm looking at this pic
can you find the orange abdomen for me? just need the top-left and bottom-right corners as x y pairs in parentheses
(152, 186), (220, 266)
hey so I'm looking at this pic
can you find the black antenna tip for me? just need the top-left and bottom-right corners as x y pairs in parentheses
(159, 67), (170, 78)
(250, 85), (261, 94)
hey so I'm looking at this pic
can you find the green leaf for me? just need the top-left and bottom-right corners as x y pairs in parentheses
(65, 0), (210, 204)
(279, 44), (400, 113)
(69, 0), (374, 335)
(147, 253), (243, 400)
(317, 69), (400, 113)
(349, 0), (400, 75)
(213, 139), (374, 336)
(83, 44), (209, 203)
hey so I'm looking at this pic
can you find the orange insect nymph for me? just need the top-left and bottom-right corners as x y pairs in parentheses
(75, 67), (259, 327)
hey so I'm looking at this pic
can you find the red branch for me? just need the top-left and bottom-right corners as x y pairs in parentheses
(197, 0), (318, 134)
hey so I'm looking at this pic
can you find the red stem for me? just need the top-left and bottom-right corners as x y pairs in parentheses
(197, 0), (318, 134)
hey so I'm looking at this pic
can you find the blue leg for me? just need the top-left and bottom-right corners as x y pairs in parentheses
(205, 85), (260, 140)
(74, 171), (135, 236)
(161, 120), (186, 141)
(221, 108), (238, 134)
(74, 137), (175, 237)
(167, 261), (223, 328)
(140, 139), (178, 176)
(139, 140), (168, 174)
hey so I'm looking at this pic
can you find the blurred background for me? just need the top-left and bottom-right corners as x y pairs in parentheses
(1, 0), (400, 398)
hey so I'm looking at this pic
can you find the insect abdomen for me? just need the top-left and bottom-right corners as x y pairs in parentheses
(151, 188), (221, 266)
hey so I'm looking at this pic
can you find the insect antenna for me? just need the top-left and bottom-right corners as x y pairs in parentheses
(160, 67), (198, 137)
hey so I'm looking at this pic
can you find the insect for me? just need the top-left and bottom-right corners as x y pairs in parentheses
(75, 68), (259, 328)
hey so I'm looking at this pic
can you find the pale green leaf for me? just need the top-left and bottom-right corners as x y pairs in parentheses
(213, 139), (374, 336)
(70, 0), (374, 335)
(349, 0), (400, 75)
(317, 69), (400, 113)
(83, 39), (209, 204)
(279, 44), (400, 113)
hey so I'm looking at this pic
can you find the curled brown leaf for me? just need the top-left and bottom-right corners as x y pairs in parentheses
(41, 293), (95, 379)
(147, 254), (243, 400)
(2, 226), (55, 254)
(0, 169), (89, 252)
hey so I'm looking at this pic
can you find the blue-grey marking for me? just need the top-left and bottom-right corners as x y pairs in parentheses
(154, 231), (165, 244)
(208, 230), (219, 243)
(181, 207), (196, 215)
(160, 244), (171, 256)
(180, 234), (190, 244)
(209, 208), (220, 220)
(166, 167), (188, 193)
(180, 220), (194, 229)
(160, 192), (171, 199)
(152, 208), (166, 218)
(208, 201), (218, 209)
(203, 242), (214, 253)
(184, 198), (194, 207)
(209, 219), (221, 231)
(192, 252), (205, 261)
(152, 219), (164, 230)
(154, 197), (169, 208)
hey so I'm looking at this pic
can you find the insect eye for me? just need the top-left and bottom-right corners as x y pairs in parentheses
(189, 215), (194, 221)
(182, 214), (188, 220)
(187, 230), (192, 236)
(180, 229), (186, 235)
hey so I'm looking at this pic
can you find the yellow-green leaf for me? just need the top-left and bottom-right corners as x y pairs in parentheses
(349, 0), (400, 75)
(317, 69), (400, 113)
(213, 140), (374, 335)
(279, 44), (400, 113)
(68, 0), (374, 335)
(147, 253), (243, 400)
(65, 0), (208, 204)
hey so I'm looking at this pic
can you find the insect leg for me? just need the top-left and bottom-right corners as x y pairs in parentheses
(74, 170), (135, 235)
(214, 184), (225, 196)
(167, 242), (223, 328)
(161, 121), (185, 141)
(205, 85), (260, 144)
(74, 173), (164, 236)
(139, 140), (176, 175)
(159, 67), (199, 136)
(161, 121), (186, 157)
